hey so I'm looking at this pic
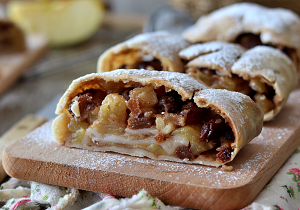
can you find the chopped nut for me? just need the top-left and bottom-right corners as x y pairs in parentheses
(70, 100), (80, 117)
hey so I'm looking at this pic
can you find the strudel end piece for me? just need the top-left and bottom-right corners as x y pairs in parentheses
(180, 42), (298, 121)
(52, 69), (263, 167)
(97, 31), (190, 73)
(182, 3), (300, 72)
(0, 19), (26, 54)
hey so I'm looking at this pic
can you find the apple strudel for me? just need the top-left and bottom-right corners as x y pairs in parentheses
(52, 69), (263, 167)
(180, 42), (298, 121)
(182, 3), (300, 72)
(97, 31), (190, 73)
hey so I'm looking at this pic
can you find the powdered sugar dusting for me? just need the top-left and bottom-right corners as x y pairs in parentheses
(100, 69), (207, 93)
(16, 85), (300, 189)
(184, 2), (300, 51)
(124, 31), (190, 61)
(195, 89), (262, 140)
(179, 41), (244, 59)
(231, 45), (298, 99)
(232, 46), (293, 74)
(208, 3), (300, 33)
(179, 42), (245, 73)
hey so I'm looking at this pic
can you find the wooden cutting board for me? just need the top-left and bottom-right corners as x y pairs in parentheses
(3, 85), (300, 210)
(0, 34), (48, 96)
(0, 114), (47, 182)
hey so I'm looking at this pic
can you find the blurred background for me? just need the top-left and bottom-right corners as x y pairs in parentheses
(0, 0), (300, 136)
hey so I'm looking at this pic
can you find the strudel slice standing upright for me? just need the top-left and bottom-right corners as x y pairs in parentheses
(180, 42), (298, 121)
(97, 31), (190, 73)
(182, 3), (300, 72)
(0, 19), (26, 54)
(52, 69), (263, 167)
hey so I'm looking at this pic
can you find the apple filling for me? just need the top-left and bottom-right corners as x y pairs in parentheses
(107, 49), (163, 71)
(53, 83), (235, 163)
(235, 33), (299, 70)
(186, 67), (276, 114)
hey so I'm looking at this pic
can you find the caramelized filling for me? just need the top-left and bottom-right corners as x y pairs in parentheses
(119, 59), (163, 71)
(235, 33), (299, 69)
(186, 67), (276, 114)
(235, 33), (262, 49)
(62, 84), (235, 163)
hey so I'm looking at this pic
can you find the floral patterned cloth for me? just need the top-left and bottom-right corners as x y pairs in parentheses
(2, 148), (300, 210)
(242, 148), (300, 210)
(0, 179), (181, 210)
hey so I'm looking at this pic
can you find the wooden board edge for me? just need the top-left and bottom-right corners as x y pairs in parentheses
(3, 110), (300, 209)
(1, 145), (263, 210)
(0, 114), (48, 182)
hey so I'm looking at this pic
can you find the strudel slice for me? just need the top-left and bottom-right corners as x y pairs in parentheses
(52, 69), (263, 167)
(182, 3), (300, 72)
(97, 31), (190, 73)
(180, 42), (298, 121)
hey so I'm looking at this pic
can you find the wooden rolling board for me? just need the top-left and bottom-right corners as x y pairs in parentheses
(0, 34), (48, 96)
(3, 85), (300, 210)
(0, 114), (47, 182)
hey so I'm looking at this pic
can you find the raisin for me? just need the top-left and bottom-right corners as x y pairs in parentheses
(127, 114), (155, 129)
(156, 91), (182, 113)
(119, 64), (127, 69)
(154, 133), (168, 143)
(220, 129), (235, 143)
(200, 118), (226, 142)
(134, 59), (163, 71)
(68, 103), (75, 117)
(127, 98), (142, 117)
(154, 86), (166, 98)
(216, 144), (233, 163)
(175, 145), (197, 161)
(68, 89), (106, 121)
(235, 33), (262, 49)
(180, 101), (204, 125)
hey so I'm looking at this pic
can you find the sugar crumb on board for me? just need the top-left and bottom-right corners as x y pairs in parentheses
(18, 85), (300, 189)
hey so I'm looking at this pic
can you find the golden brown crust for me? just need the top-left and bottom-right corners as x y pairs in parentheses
(182, 3), (300, 65)
(97, 31), (190, 73)
(180, 41), (245, 76)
